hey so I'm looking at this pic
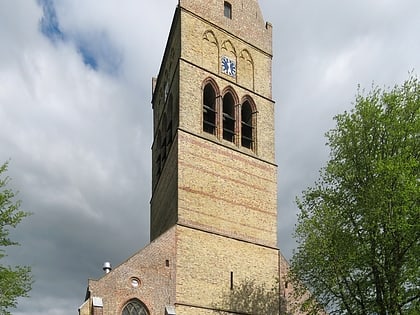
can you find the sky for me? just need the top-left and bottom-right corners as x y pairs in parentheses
(0, 0), (419, 314)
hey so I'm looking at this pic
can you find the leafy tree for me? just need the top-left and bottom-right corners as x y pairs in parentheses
(216, 278), (289, 315)
(289, 76), (420, 315)
(0, 161), (32, 315)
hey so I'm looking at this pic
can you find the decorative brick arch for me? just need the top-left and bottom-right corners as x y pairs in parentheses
(239, 49), (254, 90)
(221, 40), (237, 57)
(202, 77), (221, 96)
(241, 94), (257, 113)
(202, 30), (219, 73)
(221, 40), (237, 78)
(202, 78), (221, 136)
(221, 85), (240, 104)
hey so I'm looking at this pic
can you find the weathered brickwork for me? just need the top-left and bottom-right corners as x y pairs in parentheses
(80, 227), (177, 315)
(180, 8), (272, 98)
(150, 133), (179, 240)
(151, 11), (181, 191)
(151, 0), (275, 241)
(179, 0), (273, 55)
(178, 61), (275, 161)
(178, 130), (277, 247)
(175, 225), (279, 311)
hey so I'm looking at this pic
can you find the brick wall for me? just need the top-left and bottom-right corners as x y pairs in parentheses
(179, 0), (272, 55)
(175, 225), (279, 313)
(178, 130), (277, 247)
(86, 227), (177, 315)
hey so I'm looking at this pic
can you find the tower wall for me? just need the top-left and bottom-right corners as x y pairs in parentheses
(151, 4), (276, 241)
(175, 225), (279, 313)
(180, 7), (272, 99)
(177, 130), (277, 247)
(179, 0), (273, 55)
(150, 136), (178, 240)
(150, 10), (181, 240)
(178, 60), (275, 162)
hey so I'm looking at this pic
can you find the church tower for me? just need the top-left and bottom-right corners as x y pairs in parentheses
(79, 1), (280, 314)
(150, 0), (278, 312)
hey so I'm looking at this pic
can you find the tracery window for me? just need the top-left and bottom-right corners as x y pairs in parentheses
(122, 299), (149, 315)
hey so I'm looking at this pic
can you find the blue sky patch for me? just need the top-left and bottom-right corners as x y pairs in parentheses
(74, 32), (122, 74)
(37, 0), (121, 75)
(38, 0), (64, 43)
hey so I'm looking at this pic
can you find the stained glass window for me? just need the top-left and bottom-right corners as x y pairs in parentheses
(122, 300), (148, 315)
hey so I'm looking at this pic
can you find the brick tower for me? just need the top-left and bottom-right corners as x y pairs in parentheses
(79, 1), (279, 314)
(150, 0), (278, 312)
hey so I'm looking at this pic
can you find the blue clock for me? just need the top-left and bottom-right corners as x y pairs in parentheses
(221, 56), (236, 77)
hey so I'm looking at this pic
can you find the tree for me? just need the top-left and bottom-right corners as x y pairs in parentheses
(216, 278), (289, 315)
(0, 161), (32, 315)
(289, 76), (420, 315)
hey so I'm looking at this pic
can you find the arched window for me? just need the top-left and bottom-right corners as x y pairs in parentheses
(241, 100), (254, 149)
(203, 83), (217, 135)
(224, 1), (232, 19)
(122, 299), (149, 315)
(223, 92), (235, 142)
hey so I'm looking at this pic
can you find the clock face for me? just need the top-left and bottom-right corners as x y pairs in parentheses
(221, 56), (236, 77)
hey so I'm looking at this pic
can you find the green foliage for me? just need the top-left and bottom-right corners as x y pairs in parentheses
(0, 161), (32, 315)
(216, 278), (289, 315)
(290, 76), (420, 315)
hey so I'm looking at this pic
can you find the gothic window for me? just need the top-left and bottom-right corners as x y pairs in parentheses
(203, 83), (217, 135)
(241, 100), (255, 150)
(224, 1), (232, 19)
(122, 299), (149, 315)
(223, 92), (236, 142)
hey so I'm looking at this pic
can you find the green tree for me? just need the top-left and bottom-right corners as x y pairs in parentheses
(0, 161), (32, 315)
(289, 76), (420, 315)
(216, 278), (289, 315)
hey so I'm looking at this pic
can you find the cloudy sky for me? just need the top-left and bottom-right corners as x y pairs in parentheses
(1, 0), (419, 314)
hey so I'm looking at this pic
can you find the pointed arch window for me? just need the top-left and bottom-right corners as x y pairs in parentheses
(241, 100), (255, 150)
(223, 92), (236, 142)
(122, 299), (149, 315)
(203, 83), (217, 135)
